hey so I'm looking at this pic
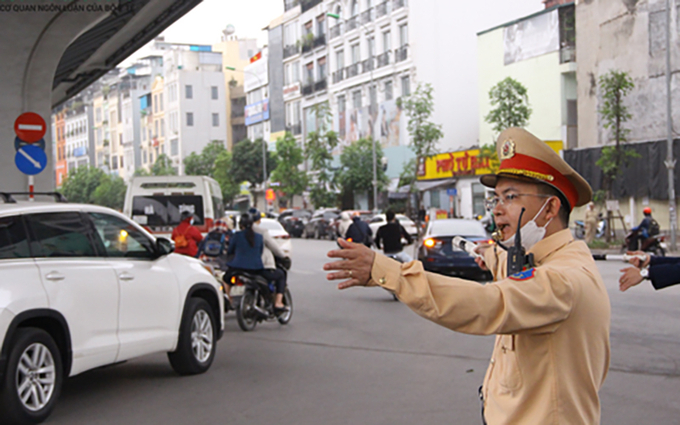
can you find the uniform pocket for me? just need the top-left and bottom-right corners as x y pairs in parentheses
(497, 335), (523, 393)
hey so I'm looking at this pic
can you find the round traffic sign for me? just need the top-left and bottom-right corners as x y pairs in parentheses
(15, 144), (48, 175)
(15, 137), (45, 152)
(14, 112), (46, 143)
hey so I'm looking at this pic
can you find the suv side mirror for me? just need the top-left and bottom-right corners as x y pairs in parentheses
(156, 237), (174, 256)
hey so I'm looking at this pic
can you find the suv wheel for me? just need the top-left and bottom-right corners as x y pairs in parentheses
(168, 298), (217, 375)
(0, 328), (63, 425)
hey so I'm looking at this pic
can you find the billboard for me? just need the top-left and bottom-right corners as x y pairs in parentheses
(335, 99), (405, 154)
(245, 99), (270, 126)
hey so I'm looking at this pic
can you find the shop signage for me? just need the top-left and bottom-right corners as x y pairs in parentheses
(245, 99), (270, 126)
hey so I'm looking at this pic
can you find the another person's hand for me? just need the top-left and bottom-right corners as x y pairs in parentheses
(626, 251), (650, 268)
(324, 238), (376, 290)
(619, 266), (644, 292)
(473, 242), (493, 271)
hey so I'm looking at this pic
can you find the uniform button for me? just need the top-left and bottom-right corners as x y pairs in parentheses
(379, 277), (386, 285)
(491, 359), (495, 364)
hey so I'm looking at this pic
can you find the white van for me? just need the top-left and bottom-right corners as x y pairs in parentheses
(123, 176), (224, 236)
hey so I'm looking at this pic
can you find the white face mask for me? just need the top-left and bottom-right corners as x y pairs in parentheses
(502, 199), (553, 251)
(190, 218), (195, 225)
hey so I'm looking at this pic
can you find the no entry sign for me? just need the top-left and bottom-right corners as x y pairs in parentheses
(14, 112), (46, 143)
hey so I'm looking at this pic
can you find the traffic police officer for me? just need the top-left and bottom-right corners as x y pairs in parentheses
(324, 128), (611, 424)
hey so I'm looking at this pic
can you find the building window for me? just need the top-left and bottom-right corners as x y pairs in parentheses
(351, 43), (360, 64)
(472, 183), (486, 218)
(171, 138), (179, 156)
(430, 190), (441, 209)
(384, 80), (393, 100)
(154, 95), (158, 113)
(284, 63), (291, 86)
(352, 90), (362, 109)
(212, 113), (219, 127)
(351, 0), (358, 16)
(316, 14), (326, 37)
(211, 86), (218, 100)
(317, 56), (327, 80)
(186, 112), (194, 126)
(185, 85), (193, 99)
(305, 62), (314, 83)
(338, 95), (346, 113)
(369, 85), (377, 110)
(159, 93), (163, 111)
(401, 75), (411, 96)
(382, 31), (391, 53)
(367, 36), (375, 58)
(112, 156), (118, 170)
(335, 50), (344, 71)
(161, 118), (165, 137)
(143, 150), (148, 164)
(120, 155), (124, 168)
(399, 23), (408, 47)
(154, 121), (159, 138)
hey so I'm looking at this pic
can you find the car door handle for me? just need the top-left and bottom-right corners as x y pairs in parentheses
(45, 271), (65, 281)
(118, 272), (135, 281)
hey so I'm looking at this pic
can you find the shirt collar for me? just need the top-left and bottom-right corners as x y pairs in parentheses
(528, 228), (574, 265)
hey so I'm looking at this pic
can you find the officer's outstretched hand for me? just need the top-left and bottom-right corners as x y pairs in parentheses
(619, 266), (644, 292)
(325, 238), (376, 290)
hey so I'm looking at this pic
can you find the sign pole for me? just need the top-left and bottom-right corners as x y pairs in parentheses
(28, 175), (34, 201)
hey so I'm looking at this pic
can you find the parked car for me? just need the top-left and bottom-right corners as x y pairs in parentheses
(278, 209), (311, 238)
(304, 209), (340, 240)
(368, 213), (418, 240)
(418, 218), (493, 281)
(257, 218), (292, 256)
(0, 193), (224, 424)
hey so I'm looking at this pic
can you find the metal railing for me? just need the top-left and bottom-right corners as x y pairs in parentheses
(394, 44), (408, 62)
(376, 51), (391, 68)
(284, 0), (299, 11)
(283, 44), (300, 59)
(347, 16), (358, 31)
(286, 123), (302, 135)
(330, 24), (342, 40)
(314, 78), (327, 92)
(332, 69), (345, 84)
(361, 8), (374, 24)
(313, 34), (326, 49)
(302, 40), (313, 54)
(346, 63), (359, 78)
(302, 83), (314, 96)
(393, 0), (406, 10)
(361, 57), (375, 74)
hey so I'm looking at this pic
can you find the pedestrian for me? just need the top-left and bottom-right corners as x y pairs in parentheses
(585, 201), (598, 244)
(324, 127), (610, 424)
(345, 213), (373, 247)
(619, 250), (680, 292)
(171, 210), (203, 257)
(337, 211), (352, 239)
(375, 209), (413, 263)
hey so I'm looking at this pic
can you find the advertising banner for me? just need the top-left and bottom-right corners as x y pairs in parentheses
(245, 99), (270, 126)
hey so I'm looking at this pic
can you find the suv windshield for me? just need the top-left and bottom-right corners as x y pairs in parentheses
(132, 195), (205, 226)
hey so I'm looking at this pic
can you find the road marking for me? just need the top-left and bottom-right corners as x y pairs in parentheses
(290, 269), (315, 275)
(19, 148), (40, 168)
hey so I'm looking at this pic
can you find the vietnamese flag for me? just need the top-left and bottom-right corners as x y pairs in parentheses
(250, 51), (262, 63)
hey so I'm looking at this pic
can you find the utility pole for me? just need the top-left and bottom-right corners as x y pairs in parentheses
(665, 0), (677, 251)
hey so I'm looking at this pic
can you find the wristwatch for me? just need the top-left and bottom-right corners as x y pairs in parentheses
(640, 267), (650, 280)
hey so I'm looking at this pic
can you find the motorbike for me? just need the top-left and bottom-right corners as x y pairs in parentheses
(574, 214), (606, 240)
(228, 258), (293, 332)
(623, 228), (667, 256)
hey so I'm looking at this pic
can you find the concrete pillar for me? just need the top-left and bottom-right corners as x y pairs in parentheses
(0, 2), (108, 192)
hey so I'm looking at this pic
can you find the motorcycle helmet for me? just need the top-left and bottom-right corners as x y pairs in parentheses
(643, 207), (652, 215)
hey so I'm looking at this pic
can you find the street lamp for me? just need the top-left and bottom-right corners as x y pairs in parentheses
(226, 65), (269, 211)
(327, 12), (379, 214)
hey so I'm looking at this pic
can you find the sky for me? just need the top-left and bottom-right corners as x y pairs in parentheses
(125, 0), (283, 64)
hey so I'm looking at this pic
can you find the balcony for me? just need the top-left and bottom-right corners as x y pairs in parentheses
(231, 108), (245, 118)
(361, 8), (374, 24)
(361, 57), (375, 74)
(302, 39), (313, 54)
(346, 63), (359, 78)
(313, 34), (326, 49)
(286, 123), (302, 136)
(376, 1), (390, 18)
(376, 51), (391, 68)
(393, 0), (406, 10)
(302, 83), (314, 96)
(395, 44), (408, 63)
(347, 16), (358, 31)
(560, 45), (576, 64)
(314, 78), (327, 92)
(283, 44), (300, 59)
(332, 69), (345, 84)
(330, 24), (343, 40)
(284, 0), (299, 11)
(300, 0), (321, 13)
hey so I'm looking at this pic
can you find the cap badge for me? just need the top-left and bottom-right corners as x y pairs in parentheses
(500, 139), (515, 160)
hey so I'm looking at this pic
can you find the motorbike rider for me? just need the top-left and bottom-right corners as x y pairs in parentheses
(249, 208), (291, 313)
(197, 218), (233, 270)
(172, 210), (203, 257)
(346, 213), (373, 247)
(375, 210), (413, 263)
(630, 207), (655, 250)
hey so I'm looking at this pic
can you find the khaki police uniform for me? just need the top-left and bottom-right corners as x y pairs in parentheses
(367, 128), (611, 424)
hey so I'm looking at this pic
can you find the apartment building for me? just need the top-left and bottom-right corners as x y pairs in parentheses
(281, 3), (304, 142)
(52, 110), (67, 186)
(244, 48), (271, 143)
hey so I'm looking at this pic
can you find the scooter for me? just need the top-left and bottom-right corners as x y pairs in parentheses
(228, 258), (293, 332)
(574, 214), (606, 240)
(623, 229), (667, 257)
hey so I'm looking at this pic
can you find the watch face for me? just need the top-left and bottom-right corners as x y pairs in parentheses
(640, 268), (649, 278)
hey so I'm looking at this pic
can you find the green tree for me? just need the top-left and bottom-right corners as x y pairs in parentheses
(150, 154), (177, 176)
(184, 140), (226, 176)
(230, 138), (277, 186)
(60, 167), (126, 210)
(596, 69), (639, 241)
(271, 132), (307, 208)
(484, 77), (532, 134)
(133, 168), (150, 177)
(398, 82), (443, 216)
(213, 150), (241, 206)
(337, 138), (389, 209)
(306, 122), (340, 209)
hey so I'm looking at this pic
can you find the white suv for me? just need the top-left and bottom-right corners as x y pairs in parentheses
(0, 196), (224, 424)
